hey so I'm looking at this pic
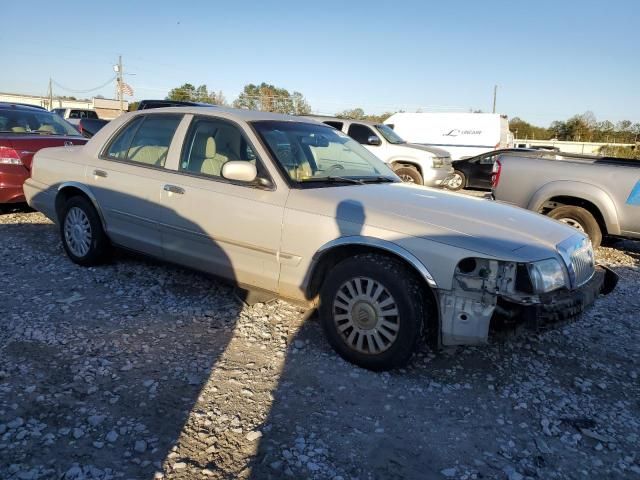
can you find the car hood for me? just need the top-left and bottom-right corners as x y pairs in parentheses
(290, 183), (580, 260)
(405, 143), (451, 158)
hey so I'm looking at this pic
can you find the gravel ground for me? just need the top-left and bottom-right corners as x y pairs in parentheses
(1, 205), (639, 480)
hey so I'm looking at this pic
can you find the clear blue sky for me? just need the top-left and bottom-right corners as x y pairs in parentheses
(2, 0), (639, 126)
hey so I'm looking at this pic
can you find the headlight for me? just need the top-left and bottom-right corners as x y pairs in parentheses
(432, 157), (444, 168)
(527, 258), (566, 293)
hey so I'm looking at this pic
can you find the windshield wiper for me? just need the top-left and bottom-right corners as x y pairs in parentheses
(361, 176), (396, 183)
(303, 176), (365, 185)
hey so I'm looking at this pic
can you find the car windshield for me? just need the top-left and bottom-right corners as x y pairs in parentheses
(0, 108), (79, 136)
(252, 120), (397, 186)
(375, 124), (405, 144)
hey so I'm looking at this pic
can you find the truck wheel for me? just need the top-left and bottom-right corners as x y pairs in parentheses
(394, 166), (423, 185)
(548, 205), (602, 247)
(319, 254), (424, 371)
(446, 170), (466, 190)
(60, 196), (110, 266)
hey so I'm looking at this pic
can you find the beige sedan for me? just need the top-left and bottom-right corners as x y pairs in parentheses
(24, 107), (613, 370)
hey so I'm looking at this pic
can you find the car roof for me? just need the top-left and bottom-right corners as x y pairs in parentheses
(303, 115), (380, 126)
(131, 106), (325, 124)
(0, 102), (49, 111)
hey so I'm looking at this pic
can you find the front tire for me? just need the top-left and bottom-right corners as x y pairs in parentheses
(446, 170), (466, 190)
(548, 205), (602, 247)
(319, 254), (425, 371)
(60, 196), (110, 266)
(394, 166), (423, 185)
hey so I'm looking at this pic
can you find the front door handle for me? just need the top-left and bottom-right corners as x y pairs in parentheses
(163, 184), (185, 195)
(93, 169), (108, 178)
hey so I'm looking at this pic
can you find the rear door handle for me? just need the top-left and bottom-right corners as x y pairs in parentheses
(93, 169), (108, 178)
(163, 184), (185, 195)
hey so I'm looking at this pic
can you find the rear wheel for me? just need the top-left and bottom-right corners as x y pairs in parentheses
(548, 205), (602, 247)
(319, 254), (425, 371)
(60, 196), (110, 266)
(394, 165), (423, 185)
(446, 170), (466, 190)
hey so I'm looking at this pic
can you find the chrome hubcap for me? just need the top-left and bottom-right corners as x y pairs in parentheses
(558, 217), (586, 233)
(64, 207), (92, 257)
(332, 277), (400, 354)
(448, 173), (463, 189)
(399, 174), (415, 183)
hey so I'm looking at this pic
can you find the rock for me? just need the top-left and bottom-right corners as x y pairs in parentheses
(8, 417), (24, 429)
(503, 466), (524, 480)
(135, 440), (147, 453)
(73, 428), (84, 440)
(173, 462), (187, 470)
(441, 467), (457, 477)
(246, 430), (262, 442)
(87, 415), (105, 427)
(106, 430), (118, 443)
(294, 340), (305, 349)
(93, 441), (104, 449)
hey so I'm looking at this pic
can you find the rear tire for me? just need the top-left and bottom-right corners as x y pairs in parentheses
(59, 196), (110, 266)
(548, 205), (602, 247)
(446, 170), (466, 190)
(394, 166), (423, 185)
(319, 254), (425, 371)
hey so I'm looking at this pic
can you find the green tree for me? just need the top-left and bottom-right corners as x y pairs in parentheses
(128, 101), (140, 112)
(335, 108), (395, 124)
(166, 83), (225, 105)
(233, 83), (311, 114)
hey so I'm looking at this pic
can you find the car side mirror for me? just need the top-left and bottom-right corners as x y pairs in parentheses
(222, 161), (257, 183)
(367, 135), (381, 146)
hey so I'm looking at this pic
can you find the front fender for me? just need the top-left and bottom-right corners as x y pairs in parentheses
(528, 181), (620, 235)
(388, 156), (432, 175)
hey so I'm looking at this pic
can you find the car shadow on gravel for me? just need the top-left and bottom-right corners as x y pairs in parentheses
(2, 190), (254, 479)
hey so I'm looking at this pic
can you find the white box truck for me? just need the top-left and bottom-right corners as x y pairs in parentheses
(384, 112), (513, 160)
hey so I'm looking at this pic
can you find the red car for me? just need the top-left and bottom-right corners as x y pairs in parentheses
(0, 103), (86, 205)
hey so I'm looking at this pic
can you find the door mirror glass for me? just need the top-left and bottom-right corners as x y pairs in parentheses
(222, 161), (257, 182)
(367, 135), (381, 146)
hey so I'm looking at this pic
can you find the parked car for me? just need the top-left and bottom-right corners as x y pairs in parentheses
(447, 148), (535, 191)
(51, 108), (100, 126)
(0, 102), (86, 205)
(134, 99), (217, 111)
(384, 112), (513, 160)
(491, 151), (640, 247)
(24, 107), (616, 370)
(77, 118), (110, 138)
(307, 116), (453, 187)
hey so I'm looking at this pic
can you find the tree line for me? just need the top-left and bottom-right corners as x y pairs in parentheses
(510, 112), (640, 144)
(146, 83), (640, 147)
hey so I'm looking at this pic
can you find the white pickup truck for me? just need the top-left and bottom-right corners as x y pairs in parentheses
(307, 116), (454, 187)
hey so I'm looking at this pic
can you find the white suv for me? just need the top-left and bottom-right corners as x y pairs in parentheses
(308, 116), (453, 187)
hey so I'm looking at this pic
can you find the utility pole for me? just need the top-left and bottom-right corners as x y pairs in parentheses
(492, 84), (497, 113)
(48, 78), (53, 110)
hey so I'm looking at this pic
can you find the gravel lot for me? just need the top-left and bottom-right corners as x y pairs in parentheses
(1, 204), (639, 480)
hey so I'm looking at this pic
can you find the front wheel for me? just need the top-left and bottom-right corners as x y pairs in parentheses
(446, 170), (466, 190)
(393, 166), (423, 185)
(60, 196), (110, 266)
(319, 254), (425, 371)
(548, 205), (602, 247)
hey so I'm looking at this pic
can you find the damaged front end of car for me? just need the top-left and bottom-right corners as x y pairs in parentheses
(438, 235), (618, 345)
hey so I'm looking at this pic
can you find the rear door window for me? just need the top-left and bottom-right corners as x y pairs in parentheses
(105, 115), (181, 167)
(323, 121), (344, 130)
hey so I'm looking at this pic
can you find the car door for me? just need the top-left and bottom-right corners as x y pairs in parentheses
(475, 153), (498, 189)
(86, 113), (183, 257)
(159, 115), (287, 292)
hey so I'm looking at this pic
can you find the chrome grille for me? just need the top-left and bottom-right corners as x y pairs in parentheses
(570, 244), (595, 287)
(557, 235), (595, 289)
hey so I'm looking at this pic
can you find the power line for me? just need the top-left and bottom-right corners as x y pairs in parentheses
(51, 76), (117, 94)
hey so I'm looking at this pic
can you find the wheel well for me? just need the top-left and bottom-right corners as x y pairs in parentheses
(541, 196), (607, 235)
(307, 244), (439, 340)
(55, 186), (92, 222)
(391, 161), (423, 177)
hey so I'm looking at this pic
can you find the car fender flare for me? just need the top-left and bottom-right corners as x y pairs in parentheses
(56, 182), (107, 230)
(528, 180), (620, 235)
(388, 157), (430, 175)
(311, 236), (437, 288)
